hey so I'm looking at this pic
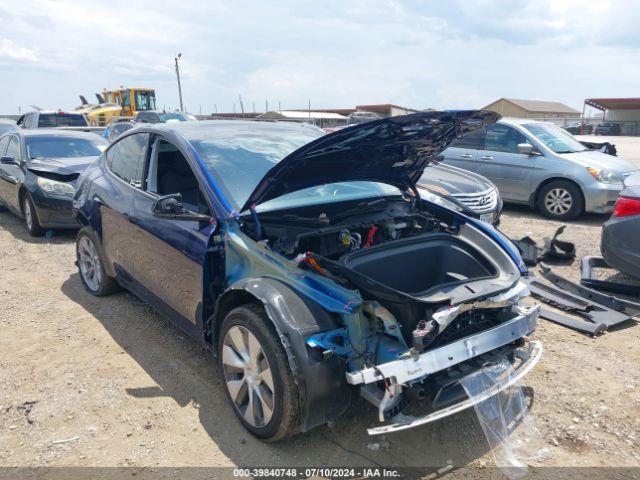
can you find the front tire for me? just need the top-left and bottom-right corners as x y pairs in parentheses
(76, 226), (120, 296)
(219, 304), (300, 441)
(21, 193), (44, 236)
(537, 180), (584, 220)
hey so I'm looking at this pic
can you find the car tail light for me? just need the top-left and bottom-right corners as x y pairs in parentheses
(613, 196), (640, 217)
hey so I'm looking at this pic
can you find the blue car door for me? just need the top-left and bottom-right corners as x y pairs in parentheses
(475, 124), (535, 202)
(128, 135), (214, 328)
(100, 132), (151, 279)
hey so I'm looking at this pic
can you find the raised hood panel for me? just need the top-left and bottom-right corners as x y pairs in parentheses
(26, 156), (98, 176)
(241, 110), (499, 212)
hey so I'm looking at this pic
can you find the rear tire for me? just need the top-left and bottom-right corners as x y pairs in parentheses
(219, 304), (300, 442)
(76, 226), (120, 296)
(21, 193), (44, 237)
(537, 180), (584, 220)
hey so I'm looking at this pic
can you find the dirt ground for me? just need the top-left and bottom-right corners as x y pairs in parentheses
(0, 205), (639, 473)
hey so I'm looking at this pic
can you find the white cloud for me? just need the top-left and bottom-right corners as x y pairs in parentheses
(0, 39), (37, 63)
(0, 0), (638, 113)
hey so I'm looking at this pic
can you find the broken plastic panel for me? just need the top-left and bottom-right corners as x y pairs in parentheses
(460, 357), (548, 479)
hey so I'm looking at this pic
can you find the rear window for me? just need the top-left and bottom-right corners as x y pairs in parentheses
(26, 136), (107, 159)
(38, 113), (88, 127)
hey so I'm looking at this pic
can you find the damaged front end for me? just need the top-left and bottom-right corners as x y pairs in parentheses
(232, 110), (540, 435)
(306, 280), (540, 435)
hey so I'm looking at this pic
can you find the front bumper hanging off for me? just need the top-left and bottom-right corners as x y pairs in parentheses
(367, 340), (542, 435)
(345, 304), (541, 435)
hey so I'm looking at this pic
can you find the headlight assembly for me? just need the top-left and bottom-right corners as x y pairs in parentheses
(587, 167), (623, 184)
(37, 176), (75, 197)
(420, 189), (463, 211)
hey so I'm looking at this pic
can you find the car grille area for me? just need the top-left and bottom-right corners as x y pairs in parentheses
(452, 188), (498, 214)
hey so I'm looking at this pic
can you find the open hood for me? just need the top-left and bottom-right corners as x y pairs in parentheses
(241, 110), (499, 212)
(26, 156), (99, 176)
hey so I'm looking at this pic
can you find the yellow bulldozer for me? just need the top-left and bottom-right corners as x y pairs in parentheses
(75, 87), (157, 126)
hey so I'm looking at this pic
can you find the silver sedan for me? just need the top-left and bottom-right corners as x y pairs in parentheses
(441, 118), (638, 220)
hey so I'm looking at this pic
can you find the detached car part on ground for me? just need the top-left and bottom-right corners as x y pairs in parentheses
(441, 118), (638, 220)
(72, 111), (540, 441)
(0, 129), (107, 235)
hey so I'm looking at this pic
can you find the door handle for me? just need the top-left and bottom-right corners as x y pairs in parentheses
(481, 155), (494, 160)
(459, 153), (473, 159)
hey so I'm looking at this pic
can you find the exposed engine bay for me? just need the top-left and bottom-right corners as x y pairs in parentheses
(240, 194), (538, 431)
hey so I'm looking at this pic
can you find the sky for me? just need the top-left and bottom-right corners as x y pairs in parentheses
(0, 0), (638, 115)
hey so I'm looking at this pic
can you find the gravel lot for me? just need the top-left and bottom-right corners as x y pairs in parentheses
(0, 203), (639, 473)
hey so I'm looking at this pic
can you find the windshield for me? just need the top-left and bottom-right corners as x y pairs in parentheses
(0, 123), (17, 135)
(523, 123), (586, 154)
(256, 182), (401, 213)
(26, 136), (107, 159)
(135, 91), (156, 111)
(38, 113), (87, 127)
(160, 112), (193, 122)
(192, 128), (400, 212)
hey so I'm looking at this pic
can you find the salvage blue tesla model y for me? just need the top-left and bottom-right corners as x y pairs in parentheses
(72, 111), (541, 441)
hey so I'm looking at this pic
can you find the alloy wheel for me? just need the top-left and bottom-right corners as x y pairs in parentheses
(78, 236), (103, 292)
(544, 188), (573, 216)
(222, 325), (275, 427)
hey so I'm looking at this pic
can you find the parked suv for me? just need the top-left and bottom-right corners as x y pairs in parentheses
(564, 123), (593, 135)
(441, 118), (638, 220)
(594, 123), (622, 136)
(72, 112), (540, 441)
(17, 110), (89, 129)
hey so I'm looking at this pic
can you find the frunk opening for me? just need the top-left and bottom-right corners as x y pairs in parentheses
(341, 234), (497, 296)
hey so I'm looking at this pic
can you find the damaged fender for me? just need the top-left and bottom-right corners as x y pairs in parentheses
(213, 277), (353, 432)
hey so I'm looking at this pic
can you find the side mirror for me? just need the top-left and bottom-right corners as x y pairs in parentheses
(152, 193), (215, 224)
(0, 155), (18, 165)
(516, 143), (534, 155)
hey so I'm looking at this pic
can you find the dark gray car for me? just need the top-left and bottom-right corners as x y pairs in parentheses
(601, 173), (640, 278)
(418, 163), (502, 225)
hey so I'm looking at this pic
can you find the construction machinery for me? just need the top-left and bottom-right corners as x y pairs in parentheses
(75, 87), (157, 126)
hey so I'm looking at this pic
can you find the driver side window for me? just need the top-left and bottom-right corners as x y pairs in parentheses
(0, 136), (10, 155)
(485, 124), (529, 154)
(6, 136), (21, 161)
(146, 138), (210, 215)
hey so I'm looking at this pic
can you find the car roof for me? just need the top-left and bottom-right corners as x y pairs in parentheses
(149, 119), (326, 140)
(499, 117), (548, 126)
(24, 110), (85, 115)
(14, 129), (106, 139)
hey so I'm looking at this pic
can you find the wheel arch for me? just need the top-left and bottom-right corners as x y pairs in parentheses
(529, 176), (585, 210)
(18, 186), (29, 215)
(209, 277), (353, 432)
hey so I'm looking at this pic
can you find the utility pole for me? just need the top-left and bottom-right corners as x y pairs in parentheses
(174, 53), (184, 111)
(238, 94), (245, 116)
